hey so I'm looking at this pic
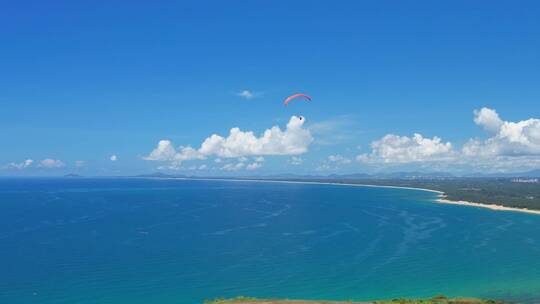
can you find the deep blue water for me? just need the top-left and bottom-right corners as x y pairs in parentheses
(1, 178), (540, 304)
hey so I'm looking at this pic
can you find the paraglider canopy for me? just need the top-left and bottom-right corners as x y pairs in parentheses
(284, 93), (311, 105)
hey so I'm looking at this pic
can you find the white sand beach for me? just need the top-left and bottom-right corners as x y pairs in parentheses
(435, 195), (540, 215)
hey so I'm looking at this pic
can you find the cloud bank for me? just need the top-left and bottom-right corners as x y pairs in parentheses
(5, 158), (66, 170)
(39, 159), (65, 168)
(357, 107), (540, 171)
(145, 116), (313, 169)
(357, 134), (453, 164)
(465, 107), (540, 157)
(328, 154), (352, 164)
(7, 159), (33, 169)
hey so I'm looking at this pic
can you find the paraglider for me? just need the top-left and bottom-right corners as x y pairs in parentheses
(283, 93), (311, 106)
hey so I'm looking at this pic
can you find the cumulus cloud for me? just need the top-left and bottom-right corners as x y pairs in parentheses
(198, 116), (311, 157)
(222, 162), (245, 171)
(356, 107), (540, 171)
(237, 90), (263, 100)
(39, 159), (65, 168)
(6, 159), (66, 170)
(466, 107), (540, 157)
(157, 162), (182, 171)
(110, 155), (118, 161)
(316, 163), (332, 171)
(221, 156), (264, 171)
(246, 162), (262, 170)
(289, 156), (303, 165)
(144, 141), (203, 163)
(6, 159), (33, 169)
(474, 107), (503, 133)
(75, 160), (86, 168)
(316, 154), (353, 171)
(327, 154), (352, 164)
(358, 133), (453, 164)
(145, 116), (313, 168)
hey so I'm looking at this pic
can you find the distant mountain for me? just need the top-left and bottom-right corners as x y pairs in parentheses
(327, 173), (372, 179)
(465, 170), (540, 178)
(257, 173), (307, 179)
(369, 171), (455, 179)
(517, 169), (540, 177)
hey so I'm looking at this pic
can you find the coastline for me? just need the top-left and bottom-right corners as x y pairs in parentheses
(138, 176), (444, 194)
(435, 195), (540, 215)
(137, 176), (540, 216)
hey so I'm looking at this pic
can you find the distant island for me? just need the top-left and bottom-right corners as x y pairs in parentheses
(64, 173), (83, 178)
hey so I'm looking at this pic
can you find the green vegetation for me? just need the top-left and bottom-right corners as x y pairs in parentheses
(374, 295), (507, 304)
(205, 297), (262, 304)
(204, 295), (507, 304)
(364, 178), (540, 210)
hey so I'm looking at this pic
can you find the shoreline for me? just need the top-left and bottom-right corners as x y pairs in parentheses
(138, 176), (444, 194)
(137, 176), (540, 216)
(435, 195), (540, 215)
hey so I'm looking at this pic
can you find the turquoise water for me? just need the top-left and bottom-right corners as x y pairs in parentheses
(1, 178), (540, 304)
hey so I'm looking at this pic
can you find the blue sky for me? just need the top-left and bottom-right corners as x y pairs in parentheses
(2, 1), (540, 176)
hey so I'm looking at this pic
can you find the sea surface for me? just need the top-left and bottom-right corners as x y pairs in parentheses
(1, 178), (540, 304)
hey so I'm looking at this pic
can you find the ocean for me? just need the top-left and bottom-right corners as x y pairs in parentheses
(1, 177), (540, 303)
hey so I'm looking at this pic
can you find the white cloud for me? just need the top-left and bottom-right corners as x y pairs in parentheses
(358, 133), (453, 164)
(466, 107), (540, 157)
(289, 156), (303, 165)
(145, 141), (176, 161)
(356, 107), (540, 171)
(75, 160), (85, 168)
(316, 154), (353, 171)
(327, 154), (352, 164)
(198, 164), (208, 170)
(221, 156), (264, 172)
(316, 163), (332, 171)
(6, 159), (33, 169)
(198, 116), (312, 157)
(7, 159), (66, 170)
(145, 116), (313, 167)
(110, 155), (118, 161)
(246, 162), (262, 170)
(157, 162), (182, 171)
(144, 141), (204, 164)
(245, 156), (264, 170)
(474, 107), (503, 133)
(39, 159), (65, 168)
(222, 162), (245, 171)
(237, 90), (262, 100)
